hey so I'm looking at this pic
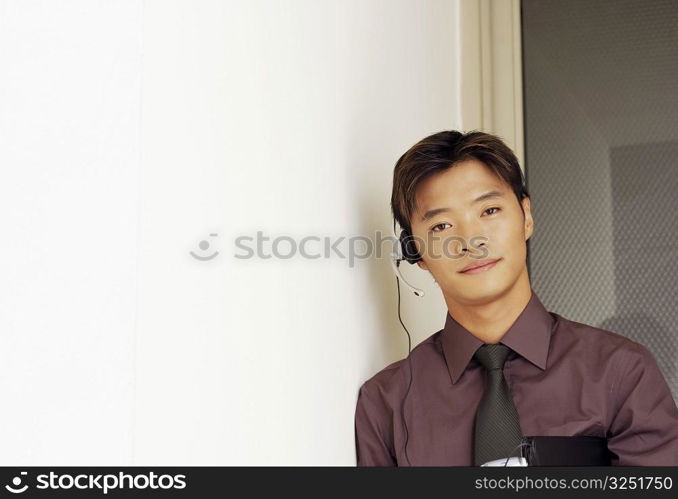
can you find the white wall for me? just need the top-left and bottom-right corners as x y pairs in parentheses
(0, 0), (460, 465)
(0, 0), (141, 465)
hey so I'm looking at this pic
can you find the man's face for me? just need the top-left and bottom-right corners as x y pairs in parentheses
(409, 158), (534, 306)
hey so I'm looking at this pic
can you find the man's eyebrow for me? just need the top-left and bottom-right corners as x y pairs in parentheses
(420, 190), (505, 222)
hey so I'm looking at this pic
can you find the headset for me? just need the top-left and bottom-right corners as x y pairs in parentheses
(390, 219), (529, 466)
(390, 219), (423, 466)
(390, 221), (425, 297)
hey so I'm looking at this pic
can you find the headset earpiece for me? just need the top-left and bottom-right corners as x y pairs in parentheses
(399, 229), (422, 264)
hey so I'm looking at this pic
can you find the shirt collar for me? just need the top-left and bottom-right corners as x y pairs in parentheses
(440, 288), (554, 384)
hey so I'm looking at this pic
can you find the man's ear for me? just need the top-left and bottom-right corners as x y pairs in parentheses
(417, 259), (428, 271)
(522, 196), (534, 241)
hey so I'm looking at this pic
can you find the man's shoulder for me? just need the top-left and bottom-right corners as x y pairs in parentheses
(554, 313), (654, 362)
(359, 330), (443, 397)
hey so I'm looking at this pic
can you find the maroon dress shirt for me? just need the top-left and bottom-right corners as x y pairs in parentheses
(354, 289), (678, 466)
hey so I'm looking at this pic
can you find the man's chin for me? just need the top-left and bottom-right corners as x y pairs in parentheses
(443, 281), (509, 305)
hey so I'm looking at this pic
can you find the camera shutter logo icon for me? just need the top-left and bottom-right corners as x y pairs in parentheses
(5, 472), (29, 494)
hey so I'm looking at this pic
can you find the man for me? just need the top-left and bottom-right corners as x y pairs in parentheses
(354, 130), (678, 466)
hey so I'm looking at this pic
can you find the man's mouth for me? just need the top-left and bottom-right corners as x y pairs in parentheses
(458, 258), (501, 274)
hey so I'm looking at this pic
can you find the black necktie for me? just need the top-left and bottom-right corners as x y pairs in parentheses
(473, 343), (523, 465)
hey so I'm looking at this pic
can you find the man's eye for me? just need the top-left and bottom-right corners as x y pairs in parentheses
(431, 222), (451, 232)
(484, 207), (501, 215)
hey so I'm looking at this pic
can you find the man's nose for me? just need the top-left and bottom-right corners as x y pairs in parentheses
(457, 220), (487, 253)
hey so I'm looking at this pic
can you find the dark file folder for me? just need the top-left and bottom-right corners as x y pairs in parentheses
(522, 436), (613, 466)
